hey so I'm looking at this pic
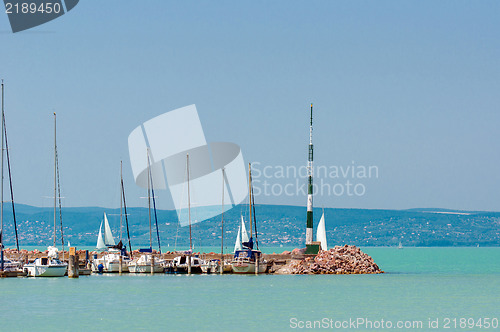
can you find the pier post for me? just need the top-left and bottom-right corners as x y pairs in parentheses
(68, 247), (79, 278)
(119, 255), (123, 274)
(150, 254), (154, 275)
(187, 254), (191, 275)
(255, 252), (259, 275)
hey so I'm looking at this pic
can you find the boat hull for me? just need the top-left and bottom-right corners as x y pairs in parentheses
(231, 261), (267, 274)
(166, 265), (204, 274)
(92, 260), (130, 273)
(128, 264), (164, 273)
(25, 265), (67, 277)
(0, 270), (27, 277)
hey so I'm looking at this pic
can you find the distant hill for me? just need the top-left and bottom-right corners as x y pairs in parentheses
(1, 204), (499, 248)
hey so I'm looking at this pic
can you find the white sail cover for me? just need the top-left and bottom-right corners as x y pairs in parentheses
(47, 246), (59, 258)
(316, 212), (327, 251)
(241, 215), (249, 243)
(234, 225), (241, 252)
(103, 213), (116, 246)
(96, 221), (105, 250)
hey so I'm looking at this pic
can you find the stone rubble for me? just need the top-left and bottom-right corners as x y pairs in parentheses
(275, 245), (383, 274)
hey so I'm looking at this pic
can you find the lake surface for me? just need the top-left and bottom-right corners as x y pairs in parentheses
(1, 247), (499, 331)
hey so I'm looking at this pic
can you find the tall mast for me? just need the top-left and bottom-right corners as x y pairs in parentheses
(306, 103), (314, 245)
(1, 80), (4, 271)
(120, 161), (123, 241)
(2, 81), (19, 252)
(248, 163), (252, 239)
(220, 167), (225, 274)
(53, 112), (57, 247)
(147, 149), (152, 250)
(187, 153), (192, 250)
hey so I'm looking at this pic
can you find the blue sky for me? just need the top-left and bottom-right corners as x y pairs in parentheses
(0, 1), (499, 211)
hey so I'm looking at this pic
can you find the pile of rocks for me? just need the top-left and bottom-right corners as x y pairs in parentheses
(277, 245), (383, 274)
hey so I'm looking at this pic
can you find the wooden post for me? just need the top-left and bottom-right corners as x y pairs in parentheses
(68, 247), (79, 278)
(255, 252), (259, 275)
(187, 254), (191, 275)
(150, 254), (154, 275)
(119, 255), (123, 275)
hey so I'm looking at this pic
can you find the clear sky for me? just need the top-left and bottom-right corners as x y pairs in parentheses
(1, 1), (499, 211)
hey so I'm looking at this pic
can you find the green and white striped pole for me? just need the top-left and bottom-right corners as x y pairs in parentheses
(306, 103), (314, 245)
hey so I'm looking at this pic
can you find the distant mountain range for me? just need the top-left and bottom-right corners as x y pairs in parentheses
(1, 204), (499, 248)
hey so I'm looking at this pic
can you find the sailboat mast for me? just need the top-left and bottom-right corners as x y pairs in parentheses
(306, 104), (314, 245)
(120, 161), (123, 241)
(248, 163), (252, 239)
(220, 167), (225, 271)
(2, 83), (19, 252)
(53, 112), (57, 247)
(1, 80), (4, 271)
(147, 149), (152, 250)
(187, 153), (192, 250)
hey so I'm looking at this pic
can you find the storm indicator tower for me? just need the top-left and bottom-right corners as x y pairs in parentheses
(305, 103), (321, 254)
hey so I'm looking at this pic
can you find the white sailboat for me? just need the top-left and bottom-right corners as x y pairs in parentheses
(316, 211), (327, 251)
(95, 213), (115, 250)
(0, 80), (25, 277)
(92, 212), (131, 273)
(168, 153), (207, 274)
(128, 149), (164, 273)
(231, 163), (267, 274)
(25, 113), (67, 277)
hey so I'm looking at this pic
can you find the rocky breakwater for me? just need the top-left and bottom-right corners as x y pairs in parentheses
(275, 245), (383, 274)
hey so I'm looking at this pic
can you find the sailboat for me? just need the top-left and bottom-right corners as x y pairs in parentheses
(24, 113), (67, 277)
(92, 212), (131, 273)
(128, 149), (164, 273)
(231, 163), (267, 274)
(0, 80), (25, 277)
(316, 211), (327, 251)
(167, 153), (205, 274)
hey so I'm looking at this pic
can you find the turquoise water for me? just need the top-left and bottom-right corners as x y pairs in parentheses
(1, 248), (499, 331)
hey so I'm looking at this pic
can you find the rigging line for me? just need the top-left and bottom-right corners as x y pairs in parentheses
(251, 174), (259, 250)
(2, 112), (19, 251)
(56, 147), (64, 258)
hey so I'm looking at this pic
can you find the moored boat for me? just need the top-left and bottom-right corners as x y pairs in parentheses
(92, 212), (131, 273)
(128, 251), (164, 273)
(128, 150), (163, 273)
(25, 113), (67, 277)
(24, 246), (67, 277)
(231, 163), (267, 274)
(92, 249), (131, 273)
(0, 80), (25, 278)
(166, 253), (204, 274)
(232, 248), (267, 274)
